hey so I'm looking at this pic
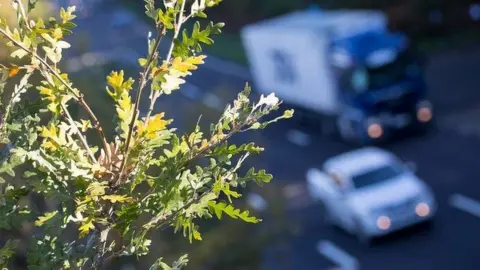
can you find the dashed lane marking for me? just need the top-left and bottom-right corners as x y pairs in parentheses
(449, 193), (480, 219)
(317, 240), (359, 270)
(286, 129), (311, 147)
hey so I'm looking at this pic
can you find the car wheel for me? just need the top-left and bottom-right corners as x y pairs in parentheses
(319, 202), (334, 225)
(354, 219), (373, 246)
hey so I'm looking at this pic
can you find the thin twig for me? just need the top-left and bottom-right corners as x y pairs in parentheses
(0, 28), (110, 161)
(60, 103), (96, 162)
(118, 24), (165, 178)
(166, 0), (186, 62)
(145, 0), (187, 121)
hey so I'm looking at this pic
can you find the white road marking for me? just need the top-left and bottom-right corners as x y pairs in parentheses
(439, 106), (480, 138)
(317, 240), (359, 270)
(202, 92), (224, 110)
(449, 193), (480, 218)
(246, 192), (268, 212)
(286, 129), (311, 147)
(282, 183), (305, 199)
(181, 83), (203, 101)
(65, 52), (110, 72)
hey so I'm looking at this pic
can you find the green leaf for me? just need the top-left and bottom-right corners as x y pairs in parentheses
(283, 109), (294, 118)
(208, 201), (260, 223)
(158, 8), (175, 30)
(28, 132), (38, 146)
(213, 181), (241, 203)
(34, 211), (58, 227)
(138, 58), (148, 67)
(144, 0), (157, 20)
(149, 254), (189, 270)
(243, 168), (273, 187)
(0, 239), (20, 268)
(28, 0), (39, 12)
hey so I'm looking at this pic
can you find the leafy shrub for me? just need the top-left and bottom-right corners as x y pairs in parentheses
(0, 0), (293, 268)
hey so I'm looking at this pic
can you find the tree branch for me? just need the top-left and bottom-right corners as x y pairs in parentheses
(118, 24), (165, 178)
(0, 28), (110, 162)
(145, 0), (187, 121)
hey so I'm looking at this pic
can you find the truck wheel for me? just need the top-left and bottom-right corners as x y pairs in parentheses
(320, 119), (336, 137)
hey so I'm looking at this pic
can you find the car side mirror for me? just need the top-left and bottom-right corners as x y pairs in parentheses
(405, 161), (417, 172)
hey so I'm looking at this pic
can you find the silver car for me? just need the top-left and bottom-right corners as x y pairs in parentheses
(307, 147), (437, 244)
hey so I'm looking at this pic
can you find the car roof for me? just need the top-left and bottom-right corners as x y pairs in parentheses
(323, 147), (396, 177)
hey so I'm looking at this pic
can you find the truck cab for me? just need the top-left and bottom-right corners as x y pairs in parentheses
(331, 30), (433, 143)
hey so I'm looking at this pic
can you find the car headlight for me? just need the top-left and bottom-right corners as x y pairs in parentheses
(416, 100), (433, 123)
(415, 202), (431, 217)
(414, 189), (435, 217)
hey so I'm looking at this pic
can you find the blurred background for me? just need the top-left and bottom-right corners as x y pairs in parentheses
(2, 0), (480, 269)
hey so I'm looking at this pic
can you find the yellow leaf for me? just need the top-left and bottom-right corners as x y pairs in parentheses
(148, 113), (168, 132)
(187, 55), (206, 65)
(53, 28), (63, 39)
(57, 126), (67, 145)
(102, 195), (134, 203)
(171, 55), (206, 73)
(40, 123), (57, 139)
(8, 66), (20, 78)
(200, 139), (208, 149)
(193, 230), (202, 241)
(171, 57), (195, 73)
(80, 119), (92, 132)
(138, 113), (170, 139)
(42, 140), (58, 151)
(86, 181), (107, 197)
(79, 218), (95, 238)
(136, 120), (146, 135)
(107, 70), (125, 89)
(47, 103), (60, 114)
(35, 211), (58, 227)
(152, 63), (168, 77)
(38, 86), (53, 96)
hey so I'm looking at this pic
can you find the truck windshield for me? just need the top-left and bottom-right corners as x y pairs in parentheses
(365, 52), (418, 89)
(351, 164), (405, 190)
(342, 51), (420, 92)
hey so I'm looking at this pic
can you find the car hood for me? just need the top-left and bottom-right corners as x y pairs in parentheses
(347, 173), (424, 213)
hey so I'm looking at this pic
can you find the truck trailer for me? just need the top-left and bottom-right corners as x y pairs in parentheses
(240, 8), (434, 145)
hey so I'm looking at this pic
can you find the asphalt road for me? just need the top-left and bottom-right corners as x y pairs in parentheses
(65, 3), (480, 270)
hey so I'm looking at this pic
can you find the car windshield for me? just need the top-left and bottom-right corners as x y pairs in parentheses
(351, 164), (405, 190)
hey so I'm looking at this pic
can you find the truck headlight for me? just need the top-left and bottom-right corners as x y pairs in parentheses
(366, 118), (383, 139)
(416, 101), (433, 123)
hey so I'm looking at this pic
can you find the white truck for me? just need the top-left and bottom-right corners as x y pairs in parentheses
(241, 8), (433, 144)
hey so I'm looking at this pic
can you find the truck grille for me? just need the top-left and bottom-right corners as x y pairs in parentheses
(376, 91), (417, 114)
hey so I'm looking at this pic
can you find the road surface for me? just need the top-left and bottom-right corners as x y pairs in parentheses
(64, 2), (480, 269)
